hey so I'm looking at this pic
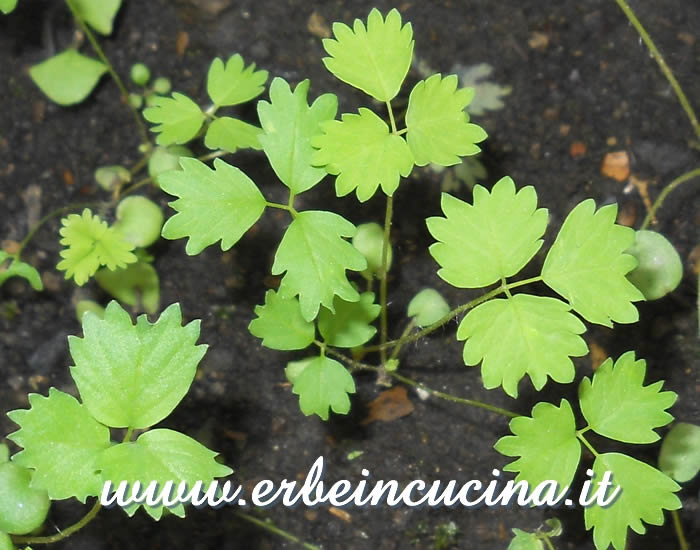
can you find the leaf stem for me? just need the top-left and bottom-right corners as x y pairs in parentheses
(390, 318), (416, 361)
(614, 0), (700, 140)
(385, 100), (398, 134)
(234, 511), (321, 550)
(576, 432), (599, 458)
(541, 534), (556, 550)
(640, 167), (700, 230)
(670, 509), (689, 550)
(377, 194), (394, 382)
(11, 498), (101, 545)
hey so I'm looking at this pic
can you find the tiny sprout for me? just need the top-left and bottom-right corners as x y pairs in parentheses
(128, 92), (143, 109)
(94, 165), (131, 191)
(626, 230), (683, 300)
(148, 145), (193, 180)
(407, 288), (450, 327)
(152, 76), (172, 95)
(75, 299), (105, 322)
(352, 222), (392, 279)
(113, 196), (164, 248)
(130, 62), (151, 86)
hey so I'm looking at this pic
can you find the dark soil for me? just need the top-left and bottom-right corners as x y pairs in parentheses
(1, 1), (699, 549)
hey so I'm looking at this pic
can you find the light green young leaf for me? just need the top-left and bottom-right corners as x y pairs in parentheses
(459, 294), (587, 397)
(494, 400), (580, 490)
(585, 453), (681, 550)
(427, 177), (548, 288)
(318, 292), (380, 348)
(507, 530), (543, 550)
(455, 63), (512, 116)
(286, 356), (355, 420)
(248, 290), (315, 350)
(69, 0), (122, 35)
(0, 252), (42, 291)
(204, 117), (263, 153)
(322, 8), (413, 101)
(273, 211), (367, 321)
(0, 0), (17, 14)
(98, 428), (232, 520)
(69, 302), (207, 429)
(407, 288), (449, 327)
(659, 423), (700, 483)
(29, 50), (106, 106)
(406, 74), (487, 166)
(57, 208), (137, 286)
(579, 351), (676, 444)
(311, 107), (413, 201)
(258, 78), (337, 194)
(160, 158), (266, 255)
(206, 54), (268, 107)
(95, 261), (160, 315)
(7, 389), (111, 502)
(143, 92), (205, 145)
(542, 200), (644, 326)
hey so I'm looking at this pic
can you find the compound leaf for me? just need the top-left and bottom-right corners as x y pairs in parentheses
(459, 294), (588, 397)
(7, 388), (111, 502)
(98, 428), (232, 520)
(69, 301), (207, 429)
(57, 208), (137, 286)
(206, 54), (268, 107)
(286, 356), (355, 420)
(70, 0), (122, 35)
(159, 158), (266, 255)
(204, 117), (263, 153)
(585, 453), (680, 550)
(143, 92), (205, 145)
(29, 49), (106, 106)
(659, 423), (700, 483)
(0, 0), (17, 14)
(579, 351), (676, 444)
(258, 78), (337, 194)
(272, 211), (366, 321)
(0, 252), (42, 291)
(95, 261), (160, 315)
(248, 290), (315, 350)
(311, 107), (413, 201)
(406, 74), (487, 166)
(494, 400), (580, 490)
(427, 177), (548, 288)
(318, 292), (380, 348)
(542, 200), (644, 326)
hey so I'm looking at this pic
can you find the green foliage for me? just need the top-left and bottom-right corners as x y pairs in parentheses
(143, 92), (205, 145)
(114, 196), (164, 248)
(0, 0), (17, 14)
(542, 200), (643, 326)
(459, 295), (587, 397)
(0, 461), (50, 534)
(318, 292), (380, 347)
(659, 422), (700, 482)
(456, 62), (511, 116)
(206, 54), (268, 107)
(258, 78), (337, 194)
(148, 145), (192, 180)
(407, 288), (450, 327)
(159, 158), (267, 254)
(248, 290), (315, 350)
(311, 107), (414, 201)
(322, 8), (413, 102)
(95, 261), (160, 314)
(94, 165), (131, 191)
(29, 50), (107, 106)
(204, 117), (263, 153)
(406, 74), (487, 166)
(0, 531), (13, 550)
(57, 208), (137, 285)
(352, 222), (392, 279)
(286, 356), (355, 420)
(507, 530), (543, 550)
(625, 229), (683, 300)
(0, 252), (43, 291)
(427, 177), (548, 288)
(68, 0), (122, 35)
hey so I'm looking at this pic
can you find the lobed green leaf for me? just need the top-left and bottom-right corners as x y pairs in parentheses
(248, 290), (315, 350)
(204, 117), (263, 153)
(206, 54), (268, 107)
(318, 292), (380, 348)
(286, 356), (355, 420)
(29, 50), (106, 106)
(143, 92), (205, 145)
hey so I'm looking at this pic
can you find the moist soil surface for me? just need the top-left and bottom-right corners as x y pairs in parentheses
(1, 1), (699, 549)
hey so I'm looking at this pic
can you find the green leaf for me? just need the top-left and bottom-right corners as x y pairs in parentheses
(406, 74), (487, 166)
(29, 50), (106, 106)
(352, 222), (392, 278)
(507, 530), (543, 550)
(322, 8), (413, 101)
(494, 400), (581, 490)
(318, 292), (380, 348)
(204, 117), (263, 153)
(542, 200), (644, 326)
(57, 209), (137, 286)
(160, 158), (266, 255)
(206, 54), (268, 107)
(311, 108), (414, 201)
(659, 423), (700, 483)
(7, 388), (111, 502)
(0, 0), (17, 14)
(286, 356), (355, 420)
(427, 177), (548, 288)
(143, 92), (205, 145)
(407, 288), (450, 327)
(456, 63), (512, 116)
(69, 302), (207, 429)
(273, 211), (367, 321)
(98, 429), (232, 520)
(585, 453), (681, 550)
(0, 252), (42, 291)
(579, 351), (676, 444)
(459, 294), (587, 397)
(626, 229), (683, 300)
(248, 290), (315, 350)
(95, 261), (160, 315)
(113, 196), (164, 248)
(258, 78), (337, 194)
(69, 0), (121, 35)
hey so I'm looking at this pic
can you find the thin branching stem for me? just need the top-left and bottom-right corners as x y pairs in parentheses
(234, 512), (321, 550)
(670, 509), (689, 550)
(378, 194), (394, 374)
(640, 167), (700, 230)
(12, 499), (101, 545)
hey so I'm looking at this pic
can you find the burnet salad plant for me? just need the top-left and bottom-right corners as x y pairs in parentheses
(1, 3), (698, 550)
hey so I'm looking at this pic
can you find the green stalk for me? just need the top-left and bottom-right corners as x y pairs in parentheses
(378, 193), (394, 377)
(12, 499), (101, 545)
(234, 512), (321, 550)
(670, 509), (689, 550)
(640, 167), (700, 230)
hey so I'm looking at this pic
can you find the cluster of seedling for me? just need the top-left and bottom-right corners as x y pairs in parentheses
(1, 2), (699, 550)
